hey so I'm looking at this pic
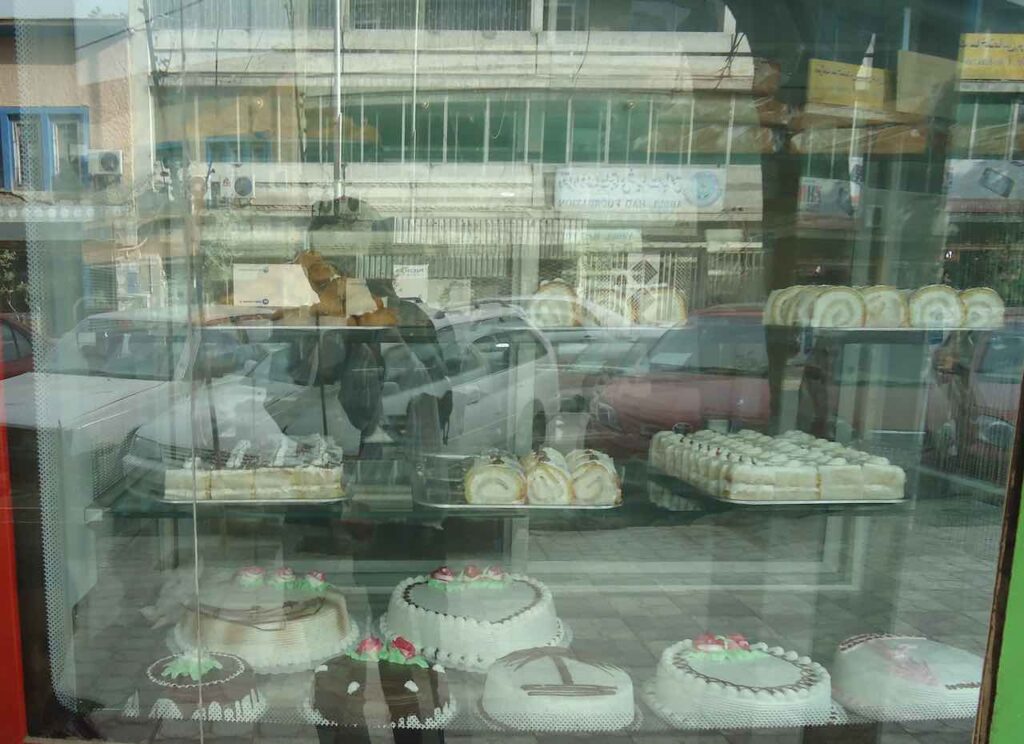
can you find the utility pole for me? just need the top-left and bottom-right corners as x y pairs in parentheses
(333, 0), (344, 205)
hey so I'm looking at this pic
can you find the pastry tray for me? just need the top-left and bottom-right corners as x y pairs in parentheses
(413, 493), (621, 511)
(647, 467), (907, 508)
(411, 453), (623, 511)
(155, 494), (350, 506)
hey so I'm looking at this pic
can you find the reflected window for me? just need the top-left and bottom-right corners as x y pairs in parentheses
(979, 333), (1024, 381)
(448, 99), (486, 163)
(0, 108), (87, 191)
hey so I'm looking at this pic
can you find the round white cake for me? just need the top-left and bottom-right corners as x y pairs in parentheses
(481, 647), (634, 732)
(381, 566), (564, 672)
(173, 568), (359, 674)
(649, 635), (832, 729)
(832, 633), (983, 721)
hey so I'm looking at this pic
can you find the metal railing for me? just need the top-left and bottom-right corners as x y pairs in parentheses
(351, 0), (530, 30)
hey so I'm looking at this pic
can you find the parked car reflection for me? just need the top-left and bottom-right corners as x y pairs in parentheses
(926, 319), (1024, 484)
(0, 314), (35, 379)
(125, 301), (562, 492)
(585, 305), (770, 460)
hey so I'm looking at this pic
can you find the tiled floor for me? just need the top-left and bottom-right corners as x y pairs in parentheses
(38, 478), (1002, 743)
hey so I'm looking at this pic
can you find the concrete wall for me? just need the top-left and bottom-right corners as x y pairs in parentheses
(0, 23), (138, 186)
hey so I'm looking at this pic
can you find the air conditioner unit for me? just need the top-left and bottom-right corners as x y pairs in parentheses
(87, 149), (124, 176)
(209, 163), (256, 201)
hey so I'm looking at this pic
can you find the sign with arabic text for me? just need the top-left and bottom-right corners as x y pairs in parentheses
(807, 59), (889, 110)
(554, 167), (725, 215)
(960, 34), (1024, 81)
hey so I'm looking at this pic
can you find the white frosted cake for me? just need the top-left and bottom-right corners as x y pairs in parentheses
(481, 647), (634, 732)
(649, 635), (832, 729)
(381, 566), (564, 671)
(832, 634), (983, 721)
(164, 434), (344, 501)
(653, 429), (905, 502)
(173, 567), (358, 673)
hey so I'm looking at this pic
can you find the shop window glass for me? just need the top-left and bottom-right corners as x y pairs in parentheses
(447, 99), (487, 163)
(409, 99), (445, 163)
(489, 96), (527, 162)
(364, 102), (405, 162)
(570, 98), (606, 163)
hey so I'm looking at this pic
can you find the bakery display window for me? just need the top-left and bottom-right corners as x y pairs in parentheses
(4, 1), (1024, 743)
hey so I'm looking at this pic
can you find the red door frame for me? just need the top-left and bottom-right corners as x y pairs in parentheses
(0, 344), (27, 742)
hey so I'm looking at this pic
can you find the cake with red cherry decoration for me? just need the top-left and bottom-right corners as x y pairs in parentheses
(307, 635), (455, 737)
(381, 565), (565, 671)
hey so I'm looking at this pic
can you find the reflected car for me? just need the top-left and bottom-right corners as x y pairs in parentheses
(0, 305), (275, 605)
(585, 305), (770, 460)
(0, 314), (35, 378)
(466, 295), (661, 411)
(925, 321), (1024, 484)
(125, 302), (562, 486)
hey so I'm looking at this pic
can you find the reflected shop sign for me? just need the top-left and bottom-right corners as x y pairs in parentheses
(946, 159), (1024, 213)
(554, 167), (726, 215)
(960, 33), (1024, 81)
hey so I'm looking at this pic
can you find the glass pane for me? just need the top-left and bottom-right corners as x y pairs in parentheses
(9, 1), (1024, 743)
(489, 95), (526, 162)
(570, 97), (606, 163)
(447, 98), (486, 163)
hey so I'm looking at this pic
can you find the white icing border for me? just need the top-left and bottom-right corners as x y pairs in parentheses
(300, 696), (459, 730)
(641, 679), (850, 730)
(475, 698), (643, 734)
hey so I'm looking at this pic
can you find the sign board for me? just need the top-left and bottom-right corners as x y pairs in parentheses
(946, 159), (1024, 213)
(563, 227), (643, 251)
(797, 176), (859, 229)
(960, 33), (1024, 81)
(554, 167), (726, 214)
(394, 264), (429, 301)
(807, 58), (889, 110)
(233, 264), (318, 308)
(896, 50), (958, 117)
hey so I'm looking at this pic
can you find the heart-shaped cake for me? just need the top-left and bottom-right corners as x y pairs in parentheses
(381, 566), (564, 671)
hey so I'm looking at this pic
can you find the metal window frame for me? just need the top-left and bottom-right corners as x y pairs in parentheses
(0, 106), (88, 192)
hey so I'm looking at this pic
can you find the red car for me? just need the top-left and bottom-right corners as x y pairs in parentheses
(585, 305), (770, 460)
(0, 314), (34, 378)
(925, 319), (1024, 484)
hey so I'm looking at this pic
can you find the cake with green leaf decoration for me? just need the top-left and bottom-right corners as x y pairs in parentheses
(122, 650), (267, 722)
(307, 635), (455, 732)
(648, 634), (832, 729)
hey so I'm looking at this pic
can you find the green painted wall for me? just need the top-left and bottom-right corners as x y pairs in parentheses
(991, 492), (1024, 743)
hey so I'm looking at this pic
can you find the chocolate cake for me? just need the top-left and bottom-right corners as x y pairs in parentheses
(310, 635), (455, 737)
(122, 651), (267, 722)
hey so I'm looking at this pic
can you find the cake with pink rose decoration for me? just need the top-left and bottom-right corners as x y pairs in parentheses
(173, 566), (358, 674)
(648, 634), (832, 729)
(831, 634), (983, 720)
(307, 635), (455, 734)
(381, 565), (565, 671)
